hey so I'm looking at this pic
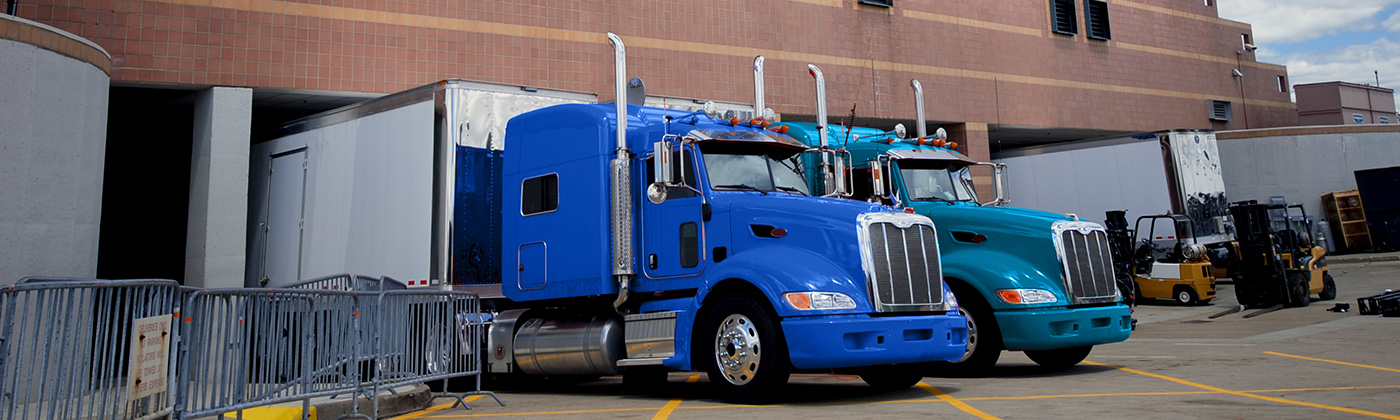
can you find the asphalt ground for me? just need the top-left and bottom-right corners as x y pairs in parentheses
(395, 258), (1400, 420)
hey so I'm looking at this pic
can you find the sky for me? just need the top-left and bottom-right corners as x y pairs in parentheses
(1217, 0), (1400, 110)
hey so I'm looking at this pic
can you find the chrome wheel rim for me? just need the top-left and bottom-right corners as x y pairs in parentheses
(956, 305), (977, 363)
(714, 314), (761, 385)
(1178, 290), (1191, 303)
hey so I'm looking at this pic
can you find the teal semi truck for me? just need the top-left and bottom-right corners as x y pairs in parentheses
(771, 75), (1132, 371)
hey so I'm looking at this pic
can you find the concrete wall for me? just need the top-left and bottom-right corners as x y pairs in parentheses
(0, 15), (111, 282)
(1217, 125), (1400, 225)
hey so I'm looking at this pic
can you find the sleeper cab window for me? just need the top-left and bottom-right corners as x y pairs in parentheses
(522, 173), (558, 216)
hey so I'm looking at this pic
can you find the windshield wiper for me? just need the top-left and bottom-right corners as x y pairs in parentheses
(774, 186), (808, 196)
(715, 184), (768, 195)
(914, 196), (958, 204)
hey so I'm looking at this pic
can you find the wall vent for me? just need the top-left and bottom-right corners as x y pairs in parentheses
(1209, 100), (1233, 121)
(1084, 0), (1111, 40)
(1050, 0), (1078, 35)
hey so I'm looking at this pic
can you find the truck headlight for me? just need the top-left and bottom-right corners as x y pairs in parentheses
(995, 289), (1058, 304)
(944, 288), (959, 312)
(784, 292), (857, 310)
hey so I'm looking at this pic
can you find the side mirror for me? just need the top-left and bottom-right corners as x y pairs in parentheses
(652, 140), (674, 186)
(975, 162), (1009, 206)
(869, 159), (885, 199)
(823, 151), (845, 197)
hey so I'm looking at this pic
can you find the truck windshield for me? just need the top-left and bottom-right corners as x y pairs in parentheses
(896, 160), (979, 204)
(700, 143), (809, 194)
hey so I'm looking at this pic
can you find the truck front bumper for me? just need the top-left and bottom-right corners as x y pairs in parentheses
(781, 313), (967, 370)
(995, 304), (1132, 351)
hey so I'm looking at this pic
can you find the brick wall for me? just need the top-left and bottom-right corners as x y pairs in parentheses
(19, 0), (1296, 130)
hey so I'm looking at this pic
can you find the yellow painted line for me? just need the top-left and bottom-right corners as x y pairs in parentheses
(138, 0), (1292, 110)
(396, 402), (455, 419)
(222, 406), (314, 420)
(1247, 385), (1400, 393)
(917, 382), (1000, 420)
(651, 375), (702, 420)
(1085, 360), (1400, 419)
(1264, 352), (1400, 374)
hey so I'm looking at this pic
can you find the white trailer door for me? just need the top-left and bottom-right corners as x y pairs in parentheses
(263, 148), (308, 286)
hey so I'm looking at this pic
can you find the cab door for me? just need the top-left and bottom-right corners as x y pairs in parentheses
(642, 144), (705, 279)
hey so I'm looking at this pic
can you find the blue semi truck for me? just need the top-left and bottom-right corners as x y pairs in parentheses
(771, 75), (1132, 371)
(249, 35), (966, 401)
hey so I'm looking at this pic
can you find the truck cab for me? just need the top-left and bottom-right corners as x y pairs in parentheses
(770, 79), (1131, 371)
(484, 38), (966, 402)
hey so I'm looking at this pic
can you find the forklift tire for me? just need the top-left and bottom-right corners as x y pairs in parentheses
(1318, 273), (1337, 301)
(1025, 345), (1093, 369)
(1175, 287), (1199, 305)
(1287, 273), (1311, 307)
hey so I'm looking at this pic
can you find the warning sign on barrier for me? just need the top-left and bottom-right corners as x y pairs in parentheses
(128, 314), (172, 400)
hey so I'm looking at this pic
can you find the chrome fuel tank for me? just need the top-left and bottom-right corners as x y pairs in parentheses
(513, 315), (625, 376)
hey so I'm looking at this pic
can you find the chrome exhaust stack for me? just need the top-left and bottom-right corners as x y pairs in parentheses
(911, 79), (927, 139)
(607, 32), (634, 311)
(753, 56), (766, 120)
(808, 64), (847, 197)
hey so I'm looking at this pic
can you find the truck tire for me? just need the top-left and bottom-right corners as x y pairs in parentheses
(1318, 272), (1337, 301)
(857, 364), (925, 391)
(1175, 287), (1199, 305)
(932, 287), (1002, 376)
(702, 294), (790, 403)
(1287, 273), (1311, 307)
(1025, 345), (1093, 369)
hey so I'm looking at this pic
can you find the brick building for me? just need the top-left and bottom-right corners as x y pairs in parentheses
(8, 0), (1294, 284)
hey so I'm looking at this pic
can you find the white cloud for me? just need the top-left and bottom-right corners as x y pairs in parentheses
(1385, 10), (1400, 31)
(1218, 0), (1399, 44)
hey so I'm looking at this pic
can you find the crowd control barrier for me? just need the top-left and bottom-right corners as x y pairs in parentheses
(0, 278), (181, 420)
(0, 275), (498, 420)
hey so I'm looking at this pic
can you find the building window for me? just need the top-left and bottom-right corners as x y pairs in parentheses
(1241, 33), (1253, 50)
(521, 173), (558, 215)
(1209, 100), (1233, 121)
(857, 0), (892, 6)
(1205, 0), (1213, 6)
(1050, 0), (1078, 35)
(1084, 0), (1111, 40)
(1278, 75), (1287, 92)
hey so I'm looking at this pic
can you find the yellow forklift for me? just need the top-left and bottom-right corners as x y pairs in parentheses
(1223, 200), (1337, 315)
(1129, 214), (1217, 305)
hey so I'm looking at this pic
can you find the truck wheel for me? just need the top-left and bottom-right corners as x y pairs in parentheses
(1287, 273), (1311, 307)
(857, 365), (925, 391)
(702, 294), (790, 403)
(1318, 273), (1337, 301)
(939, 294), (1002, 376)
(1025, 345), (1093, 369)
(1175, 287), (1199, 305)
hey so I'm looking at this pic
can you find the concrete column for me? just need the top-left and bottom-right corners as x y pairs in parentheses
(185, 87), (251, 288)
(946, 123), (994, 201)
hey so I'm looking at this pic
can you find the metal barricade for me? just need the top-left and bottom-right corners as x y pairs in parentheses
(282, 274), (406, 292)
(0, 278), (181, 420)
(173, 288), (373, 419)
(369, 290), (502, 414)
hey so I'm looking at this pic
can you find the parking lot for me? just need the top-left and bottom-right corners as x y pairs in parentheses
(398, 259), (1400, 419)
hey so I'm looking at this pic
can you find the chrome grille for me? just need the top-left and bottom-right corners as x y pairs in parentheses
(860, 214), (944, 312)
(1053, 221), (1119, 304)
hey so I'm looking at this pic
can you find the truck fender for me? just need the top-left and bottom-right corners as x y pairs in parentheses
(940, 248), (1064, 311)
(665, 246), (864, 372)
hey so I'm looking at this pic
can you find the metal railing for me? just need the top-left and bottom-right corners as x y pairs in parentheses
(0, 278), (181, 420)
(1, 275), (499, 420)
